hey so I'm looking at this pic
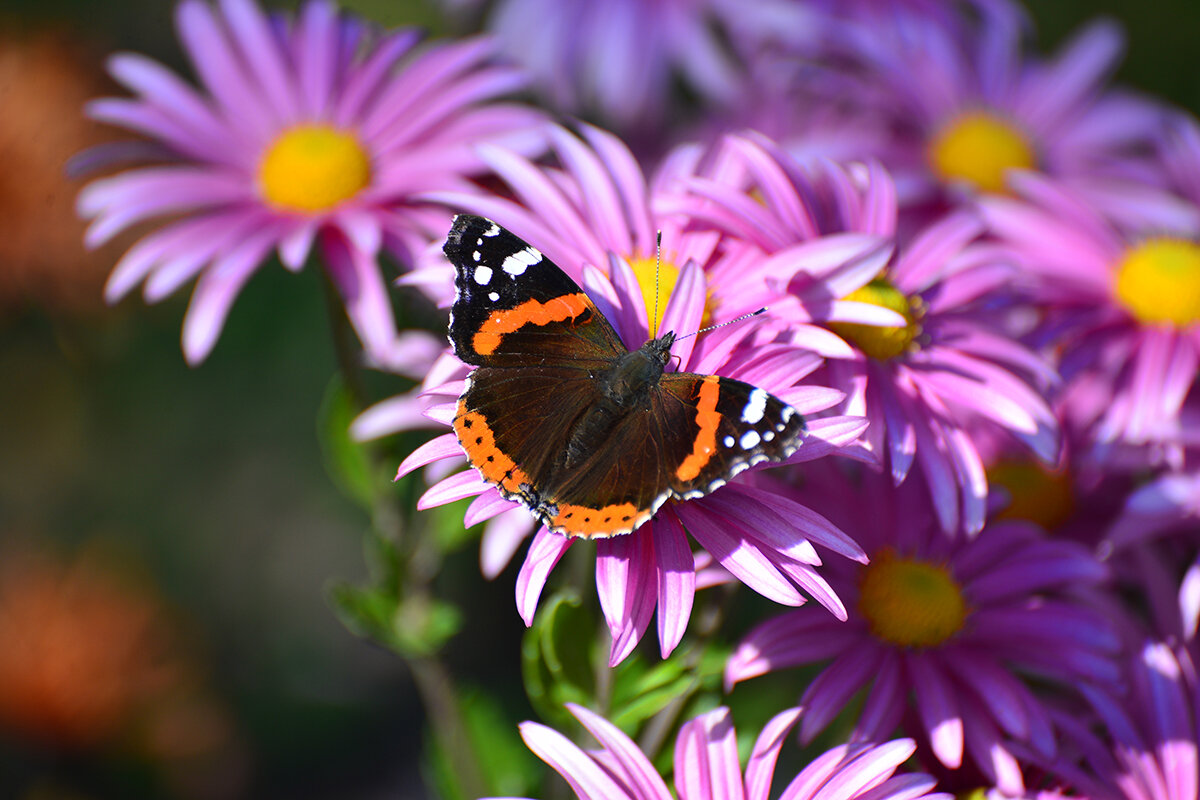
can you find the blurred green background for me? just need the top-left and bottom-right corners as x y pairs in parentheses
(0, 0), (1196, 798)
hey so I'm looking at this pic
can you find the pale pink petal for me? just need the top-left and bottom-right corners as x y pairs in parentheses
(596, 530), (658, 666)
(516, 528), (573, 625)
(566, 704), (672, 800)
(517, 721), (633, 800)
(652, 510), (695, 658)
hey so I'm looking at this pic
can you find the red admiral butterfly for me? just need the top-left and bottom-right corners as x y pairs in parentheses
(445, 214), (806, 538)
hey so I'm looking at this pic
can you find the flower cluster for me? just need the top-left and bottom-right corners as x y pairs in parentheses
(80, 0), (1200, 797)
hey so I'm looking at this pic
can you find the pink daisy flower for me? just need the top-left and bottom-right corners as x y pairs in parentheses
(725, 469), (1120, 795)
(76, 0), (545, 366)
(766, 1), (1166, 213)
(381, 126), (877, 664)
(443, 0), (811, 137)
(394, 249), (867, 665)
(979, 170), (1200, 469)
(1001, 642), (1199, 800)
(670, 134), (1060, 535)
(499, 702), (950, 800)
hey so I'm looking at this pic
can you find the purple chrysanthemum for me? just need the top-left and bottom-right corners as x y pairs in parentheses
(980, 171), (1200, 470)
(497, 702), (950, 800)
(999, 642), (1199, 800)
(670, 134), (1060, 535)
(393, 251), (868, 665)
(76, 0), (545, 366)
(725, 469), (1119, 795)
(757, 1), (1165, 213)
(377, 126), (879, 664)
(445, 0), (811, 136)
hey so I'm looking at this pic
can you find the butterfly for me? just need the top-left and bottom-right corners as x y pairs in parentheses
(444, 214), (806, 538)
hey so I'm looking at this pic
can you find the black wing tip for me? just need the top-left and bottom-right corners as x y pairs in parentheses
(445, 213), (492, 250)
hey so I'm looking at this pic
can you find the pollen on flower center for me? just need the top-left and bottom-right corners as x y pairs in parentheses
(928, 110), (1035, 194)
(1114, 238), (1200, 327)
(258, 124), (372, 213)
(858, 551), (967, 648)
(830, 278), (921, 360)
(630, 255), (710, 333)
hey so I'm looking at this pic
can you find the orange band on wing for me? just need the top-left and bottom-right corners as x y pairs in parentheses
(473, 293), (591, 355)
(454, 400), (530, 494)
(675, 376), (721, 482)
(549, 501), (646, 538)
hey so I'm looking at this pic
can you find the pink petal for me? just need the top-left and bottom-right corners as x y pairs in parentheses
(480, 507), (535, 580)
(516, 529), (573, 626)
(652, 509), (695, 658)
(394, 433), (462, 480)
(677, 504), (803, 606)
(596, 530), (658, 666)
(181, 224), (278, 363)
(566, 704), (672, 800)
(744, 707), (802, 800)
(517, 721), (632, 800)
(417, 470), (489, 509)
(674, 707), (745, 800)
(909, 655), (964, 769)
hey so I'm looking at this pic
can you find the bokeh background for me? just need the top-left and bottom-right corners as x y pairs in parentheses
(0, 0), (1197, 797)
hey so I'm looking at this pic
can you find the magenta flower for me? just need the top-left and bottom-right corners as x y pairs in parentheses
(449, 0), (810, 135)
(498, 702), (950, 800)
(780, 2), (1165, 211)
(76, 0), (545, 366)
(980, 171), (1200, 469)
(395, 247), (868, 665)
(387, 126), (877, 664)
(1002, 642), (1199, 800)
(671, 134), (1060, 535)
(725, 469), (1120, 796)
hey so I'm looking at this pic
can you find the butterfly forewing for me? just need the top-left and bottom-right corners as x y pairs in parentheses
(446, 214), (626, 368)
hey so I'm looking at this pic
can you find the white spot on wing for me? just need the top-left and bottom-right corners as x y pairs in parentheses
(472, 250), (481, 262)
(488, 291), (499, 302)
(764, 431), (775, 442)
(742, 388), (768, 424)
(503, 247), (542, 277)
(723, 435), (734, 447)
(740, 430), (761, 449)
(483, 223), (501, 237)
(474, 265), (493, 285)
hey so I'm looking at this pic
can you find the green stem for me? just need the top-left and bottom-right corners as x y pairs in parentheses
(635, 581), (736, 760)
(321, 276), (487, 799)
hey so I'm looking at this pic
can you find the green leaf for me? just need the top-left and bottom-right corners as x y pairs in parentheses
(328, 581), (462, 657)
(522, 589), (596, 729)
(317, 376), (377, 509)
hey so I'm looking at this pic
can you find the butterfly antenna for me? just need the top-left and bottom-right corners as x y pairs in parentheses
(651, 230), (662, 337)
(674, 307), (768, 342)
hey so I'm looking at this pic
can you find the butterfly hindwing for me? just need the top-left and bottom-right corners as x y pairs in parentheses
(445, 214), (625, 368)
(658, 374), (806, 498)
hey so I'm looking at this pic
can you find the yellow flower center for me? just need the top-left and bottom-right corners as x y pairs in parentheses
(928, 111), (1036, 194)
(858, 551), (968, 648)
(830, 278), (921, 360)
(629, 255), (711, 334)
(1114, 238), (1200, 328)
(987, 461), (1074, 530)
(258, 124), (372, 213)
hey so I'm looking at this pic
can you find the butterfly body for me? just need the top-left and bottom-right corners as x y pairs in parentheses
(444, 214), (805, 539)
